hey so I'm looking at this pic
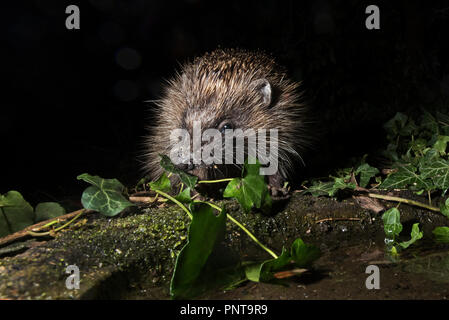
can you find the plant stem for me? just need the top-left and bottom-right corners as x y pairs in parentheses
(53, 210), (85, 232)
(367, 193), (441, 213)
(315, 217), (361, 224)
(154, 190), (192, 219)
(153, 187), (278, 259)
(198, 178), (234, 184)
(27, 209), (86, 237)
(227, 214), (279, 259)
(41, 220), (60, 228)
(195, 201), (279, 259)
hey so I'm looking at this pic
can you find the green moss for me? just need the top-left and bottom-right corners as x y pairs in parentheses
(0, 204), (191, 299)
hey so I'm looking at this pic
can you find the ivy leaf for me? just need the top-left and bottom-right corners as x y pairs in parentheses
(244, 262), (264, 282)
(384, 112), (416, 137)
(409, 138), (428, 155)
(379, 164), (431, 191)
(245, 238), (320, 283)
(290, 238), (321, 268)
(433, 226), (449, 243)
(439, 198), (449, 218)
(355, 163), (380, 188)
(0, 191), (34, 237)
(77, 174), (134, 217)
(420, 158), (449, 195)
(34, 202), (66, 223)
(382, 143), (399, 161)
(245, 248), (291, 283)
(304, 181), (336, 197)
(421, 148), (440, 161)
(170, 203), (226, 299)
(433, 135), (449, 155)
(258, 248), (292, 282)
(149, 172), (171, 193)
(333, 177), (356, 191)
(420, 111), (439, 132)
(399, 223), (423, 249)
(174, 187), (192, 204)
(437, 112), (449, 135)
(305, 178), (355, 197)
(382, 208), (402, 239)
(223, 159), (271, 213)
(159, 155), (198, 189)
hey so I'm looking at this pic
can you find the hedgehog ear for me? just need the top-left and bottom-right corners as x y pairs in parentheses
(251, 78), (272, 107)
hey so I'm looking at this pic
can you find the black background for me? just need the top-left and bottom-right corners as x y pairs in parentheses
(2, 0), (449, 208)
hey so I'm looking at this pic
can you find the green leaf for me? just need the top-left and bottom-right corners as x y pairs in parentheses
(223, 160), (271, 213)
(421, 148), (440, 161)
(244, 238), (320, 283)
(0, 191), (34, 237)
(245, 248), (291, 283)
(420, 158), (449, 195)
(390, 245), (399, 256)
(304, 181), (336, 197)
(439, 198), (449, 218)
(409, 138), (427, 155)
(382, 208), (403, 239)
(77, 174), (134, 217)
(149, 172), (171, 193)
(437, 112), (449, 134)
(333, 177), (356, 192)
(355, 163), (380, 188)
(244, 262), (264, 282)
(433, 135), (449, 155)
(420, 111), (439, 132)
(305, 178), (355, 197)
(399, 223), (423, 249)
(170, 203), (226, 299)
(34, 202), (66, 223)
(433, 226), (449, 243)
(382, 143), (399, 161)
(384, 112), (416, 137)
(173, 187), (192, 204)
(290, 238), (321, 268)
(259, 248), (292, 282)
(159, 155), (198, 189)
(380, 164), (431, 191)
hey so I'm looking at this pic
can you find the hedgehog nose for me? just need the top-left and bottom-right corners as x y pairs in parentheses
(174, 163), (194, 172)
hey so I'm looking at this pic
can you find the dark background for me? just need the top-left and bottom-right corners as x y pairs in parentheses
(2, 0), (449, 208)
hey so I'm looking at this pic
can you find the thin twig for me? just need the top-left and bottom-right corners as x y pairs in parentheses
(315, 217), (361, 224)
(27, 210), (86, 237)
(0, 209), (93, 247)
(367, 193), (440, 212)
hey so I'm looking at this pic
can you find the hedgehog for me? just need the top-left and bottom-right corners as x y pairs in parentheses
(143, 48), (309, 195)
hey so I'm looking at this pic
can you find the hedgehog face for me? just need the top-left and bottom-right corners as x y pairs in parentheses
(169, 76), (275, 181)
(144, 49), (307, 190)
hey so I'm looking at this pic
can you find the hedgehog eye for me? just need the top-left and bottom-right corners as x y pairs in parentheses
(219, 122), (234, 133)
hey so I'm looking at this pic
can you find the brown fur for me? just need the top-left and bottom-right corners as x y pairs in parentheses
(142, 48), (308, 186)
